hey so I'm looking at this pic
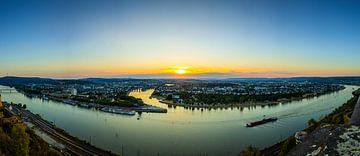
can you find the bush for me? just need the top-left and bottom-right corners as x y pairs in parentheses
(307, 118), (317, 127)
(321, 96), (358, 124)
(239, 146), (262, 156)
(0, 118), (63, 156)
(278, 136), (296, 156)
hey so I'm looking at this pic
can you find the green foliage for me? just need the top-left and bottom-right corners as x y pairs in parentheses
(259, 95), (359, 155)
(278, 136), (296, 156)
(73, 92), (142, 107)
(320, 96), (358, 125)
(10, 125), (30, 156)
(303, 96), (358, 134)
(307, 118), (318, 127)
(179, 92), (310, 105)
(239, 146), (262, 156)
(0, 118), (62, 156)
(343, 112), (352, 124)
(0, 128), (13, 154)
(166, 95), (173, 100)
(47, 148), (62, 156)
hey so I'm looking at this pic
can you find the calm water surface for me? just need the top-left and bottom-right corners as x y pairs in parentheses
(0, 85), (358, 156)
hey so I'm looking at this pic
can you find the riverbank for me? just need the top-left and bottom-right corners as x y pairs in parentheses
(0, 102), (63, 156)
(2, 85), (357, 156)
(256, 89), (360, 156)
(16, 88), (167, 114)
(6, 102), (116, 156)
(154, 87), (345, 109)
(158, 98), (281, 108)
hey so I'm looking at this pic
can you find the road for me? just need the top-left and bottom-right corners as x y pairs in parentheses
(11, 105), (116, 156)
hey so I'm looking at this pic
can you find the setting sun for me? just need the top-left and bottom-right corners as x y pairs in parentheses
(174, 69), (186, 74)
(1, 1), (360, 155)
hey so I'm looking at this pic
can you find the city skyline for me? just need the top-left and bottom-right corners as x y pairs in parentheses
(1, 0), (360, 78)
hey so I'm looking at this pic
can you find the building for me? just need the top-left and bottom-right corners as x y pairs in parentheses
(71, 88), (77, 96)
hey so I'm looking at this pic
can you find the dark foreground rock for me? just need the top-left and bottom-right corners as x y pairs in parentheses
(288, 124), (360, 156)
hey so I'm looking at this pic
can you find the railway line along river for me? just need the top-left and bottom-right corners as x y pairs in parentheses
(0, 85), (358, 156)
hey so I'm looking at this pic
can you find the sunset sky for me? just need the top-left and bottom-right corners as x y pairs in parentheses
(1, 0), (360, 78)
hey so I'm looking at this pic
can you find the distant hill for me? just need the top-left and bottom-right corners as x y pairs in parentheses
(82, 78), (134, 83)
(0, 76), (359, 86)
(0, 76), (94, 85)
(0, 76), (58, 85)
(57, 79), (95, 85)
(226, 76), (360, 83)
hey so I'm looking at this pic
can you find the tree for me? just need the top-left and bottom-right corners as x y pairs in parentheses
(166, 95), (173, 101)
(278, 136), (296, 156)
(10, 125), (30, 156)
(239, 146), (262, 156)
(307, 118), (317, 127)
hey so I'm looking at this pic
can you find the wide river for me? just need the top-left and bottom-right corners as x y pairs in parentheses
(0, 85), (358, 156)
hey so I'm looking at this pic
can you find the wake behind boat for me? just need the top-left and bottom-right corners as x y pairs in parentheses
(246, 117), (278, 127)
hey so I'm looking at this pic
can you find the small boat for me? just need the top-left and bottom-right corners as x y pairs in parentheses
(63, 100), (76, 106)
(42, 96), (49, 100)
(246, 117), (278, 127)
(101, 107), (136, 116)
(79, 103), (90, 108)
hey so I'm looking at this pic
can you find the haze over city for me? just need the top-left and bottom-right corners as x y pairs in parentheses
(1, 0), (360, 78)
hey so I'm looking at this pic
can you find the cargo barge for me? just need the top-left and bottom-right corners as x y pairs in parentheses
(246, 117), (278, 127)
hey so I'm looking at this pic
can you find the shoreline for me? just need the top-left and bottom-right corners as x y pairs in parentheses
(260, 90), (360, 155)
(152, 87), (346, 109)
(6, 102), (115, 156)
(11, 87), (167, 114)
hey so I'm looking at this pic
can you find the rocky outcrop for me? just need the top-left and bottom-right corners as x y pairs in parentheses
(288, 124), (360, 156)
(352, 89), (360, 96)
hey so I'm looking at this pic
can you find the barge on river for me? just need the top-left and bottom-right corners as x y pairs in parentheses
(246, 117), (278, 127)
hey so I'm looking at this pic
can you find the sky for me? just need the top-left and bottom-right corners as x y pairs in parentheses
(0, 0), (360, 78)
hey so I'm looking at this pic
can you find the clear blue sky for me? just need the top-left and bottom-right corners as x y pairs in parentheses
(0, 0), (359, 78)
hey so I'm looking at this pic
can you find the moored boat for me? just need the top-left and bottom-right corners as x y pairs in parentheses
(101, 107), (136, 116)
(79, 103), (90, 108)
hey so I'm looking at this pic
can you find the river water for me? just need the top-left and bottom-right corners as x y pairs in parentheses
(0, 85), (358, 156)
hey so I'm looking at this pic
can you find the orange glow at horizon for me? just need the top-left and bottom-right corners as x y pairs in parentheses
(6, 63), (359, 78)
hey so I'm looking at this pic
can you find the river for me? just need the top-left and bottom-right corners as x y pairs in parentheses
(0, 85), (358, 156)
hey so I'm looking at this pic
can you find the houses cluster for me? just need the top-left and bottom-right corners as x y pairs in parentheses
(153, 81), (344, 99)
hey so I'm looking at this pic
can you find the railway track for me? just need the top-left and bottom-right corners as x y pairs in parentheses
(12, 105), (116, 156)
